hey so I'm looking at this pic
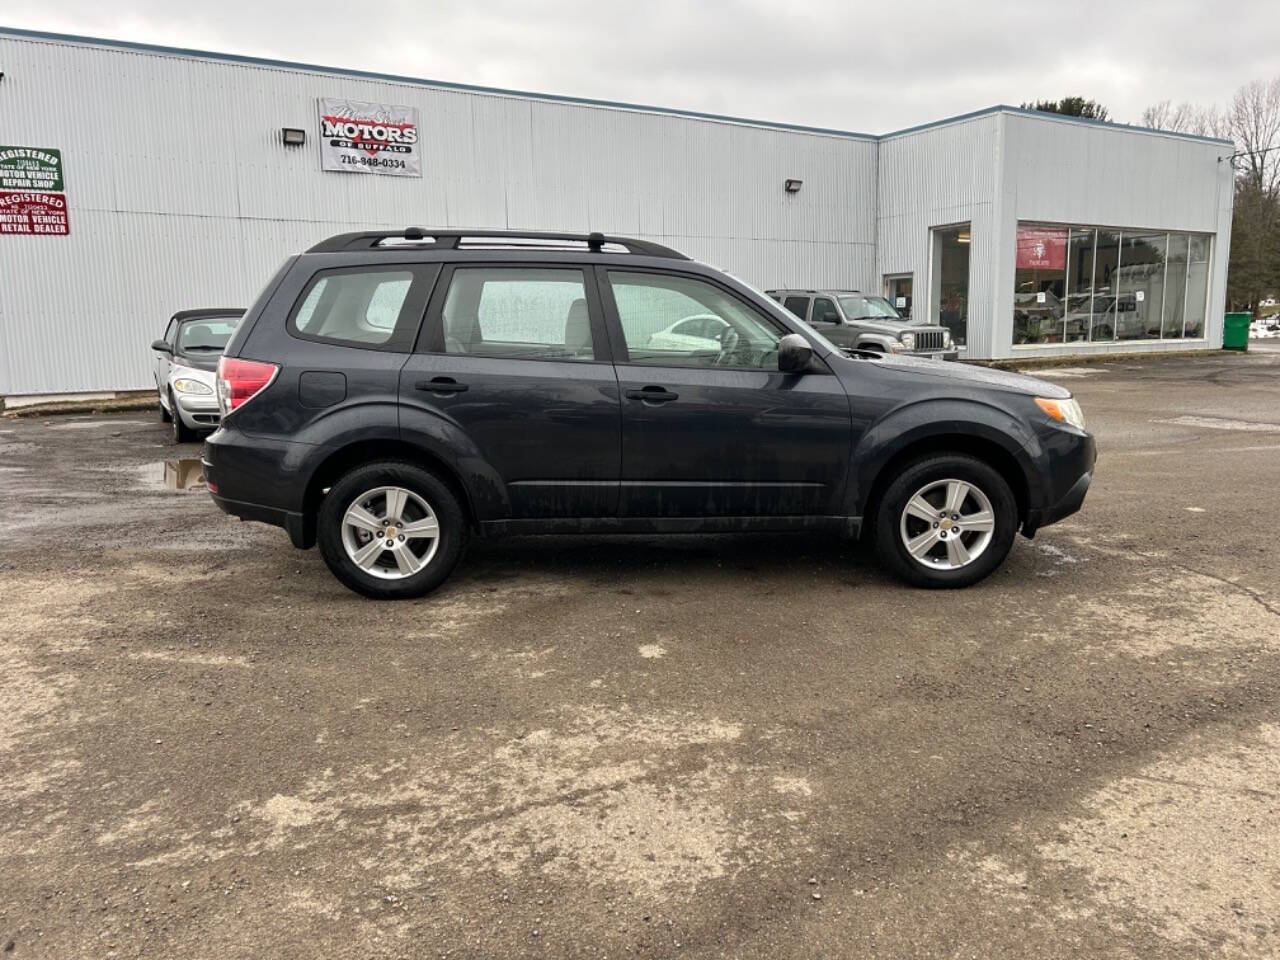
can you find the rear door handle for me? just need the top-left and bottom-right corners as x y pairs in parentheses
(415, 377), (469, 395)
(625, 386), (679, 404)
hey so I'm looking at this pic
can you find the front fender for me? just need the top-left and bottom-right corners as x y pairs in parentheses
(856, 333), (896, 351)
(845, 397), (1043, 518)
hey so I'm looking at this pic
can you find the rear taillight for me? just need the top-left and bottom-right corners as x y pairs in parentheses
(216, 356), (279, 417)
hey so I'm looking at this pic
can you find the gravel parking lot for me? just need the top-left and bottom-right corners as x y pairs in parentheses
(3, 352), (1280, 959)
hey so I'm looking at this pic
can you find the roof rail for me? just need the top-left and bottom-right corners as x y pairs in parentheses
(306, 228), (688, 259)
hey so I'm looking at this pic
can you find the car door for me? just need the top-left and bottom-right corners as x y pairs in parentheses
(155, 316), (178, 396)
(600, 268), (852, 518)
(398, 263), (621, 520)
(809, 296), (855, 348)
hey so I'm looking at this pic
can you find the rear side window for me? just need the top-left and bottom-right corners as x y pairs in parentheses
(783, 296), (810, 321)
(290, 266), (424, 350)
(441, 267), (594, 361)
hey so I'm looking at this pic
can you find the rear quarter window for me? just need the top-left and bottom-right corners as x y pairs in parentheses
(288, 265), (432, 351)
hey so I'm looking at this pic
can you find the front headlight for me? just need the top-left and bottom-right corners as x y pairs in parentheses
(1035, 396), (1086, 431)
(942, 329), (952, 348)
(900, 332), (916, 351)
(173, 378), (213, 396)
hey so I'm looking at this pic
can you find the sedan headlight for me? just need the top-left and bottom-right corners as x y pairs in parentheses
(1035, 396), (1086, 431)
(900, 332), (916, 351)
(173, 378), (213, 396)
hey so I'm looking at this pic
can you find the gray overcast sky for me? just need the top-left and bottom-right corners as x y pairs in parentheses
(6, 1), (1279, 132)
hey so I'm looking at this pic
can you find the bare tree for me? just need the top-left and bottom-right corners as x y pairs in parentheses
(1142, 80), (1280, 314)
(1226, 78), (1280, 194)
(1140, 99), (1227, 138)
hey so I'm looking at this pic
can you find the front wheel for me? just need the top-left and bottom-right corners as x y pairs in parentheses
(317, 461), (468, 599)
(170, 390), (198, 443)
(872, 454), (1017, 588)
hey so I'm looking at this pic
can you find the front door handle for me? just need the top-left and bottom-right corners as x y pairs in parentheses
(625, 386), (679, 404)
(415, 377), (469, 395)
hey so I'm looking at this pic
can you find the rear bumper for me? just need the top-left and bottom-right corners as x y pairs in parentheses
(203, 427), (315, 548)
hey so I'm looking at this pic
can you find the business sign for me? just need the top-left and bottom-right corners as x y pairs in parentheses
(1016, 226), (1067, 270)
(0, 191), (70, 236)
(0, 146), (64, 191)
(318, 98), (421, 177)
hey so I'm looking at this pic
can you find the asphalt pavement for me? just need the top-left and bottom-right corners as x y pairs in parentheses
(2, 350), (1279, 959)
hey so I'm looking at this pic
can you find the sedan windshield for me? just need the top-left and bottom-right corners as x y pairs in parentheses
(177, 318), (238, 352)
(838, 295), (904, 322)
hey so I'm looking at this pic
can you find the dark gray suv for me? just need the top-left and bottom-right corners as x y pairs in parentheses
(205, 229), (1095, 599)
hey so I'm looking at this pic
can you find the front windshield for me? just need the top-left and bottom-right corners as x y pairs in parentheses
(838, 295), (904, 321)
(724, 272), (841, 355)
(177, 317), (238, 352)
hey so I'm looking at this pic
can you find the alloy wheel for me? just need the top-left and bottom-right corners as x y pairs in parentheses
(340, 485), (441, 580)
(898, 478), (996, 570)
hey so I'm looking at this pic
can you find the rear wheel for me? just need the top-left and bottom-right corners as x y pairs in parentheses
(170, 390), (198, 443)
(872, 454), (1017, 588)
(317, 461), (468, 599)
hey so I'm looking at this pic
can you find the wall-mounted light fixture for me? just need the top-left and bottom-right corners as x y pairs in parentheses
(281, 127), (306, 147)
(957, 230), (971, 244)
(784, 178), (803, 193)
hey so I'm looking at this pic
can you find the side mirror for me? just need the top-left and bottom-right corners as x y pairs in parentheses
(777, 333), (812, 374)
(151, 339), (173, 353)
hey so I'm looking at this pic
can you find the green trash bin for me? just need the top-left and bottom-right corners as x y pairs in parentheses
(1223, 312), (1251, 351)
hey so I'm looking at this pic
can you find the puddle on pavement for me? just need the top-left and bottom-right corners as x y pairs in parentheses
(134, 458), (206, 491)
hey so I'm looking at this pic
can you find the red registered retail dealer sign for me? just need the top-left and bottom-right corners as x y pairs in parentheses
(0, 191), (70, 236)
(1016, 226), (1066, 269)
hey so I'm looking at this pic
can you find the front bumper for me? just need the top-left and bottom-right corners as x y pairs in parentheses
(1022, 430), (1097, 536)
(176, 394), (221, 429)
(910, 349), (959, 361)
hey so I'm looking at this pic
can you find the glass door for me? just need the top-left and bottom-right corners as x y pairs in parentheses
(932, 225), (970, 347)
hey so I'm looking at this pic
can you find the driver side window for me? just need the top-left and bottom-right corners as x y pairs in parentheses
(608, 271), (782, 369)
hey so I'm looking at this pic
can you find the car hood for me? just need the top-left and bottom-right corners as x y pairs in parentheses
(856, 353), (1072, 399)
(168, 360), (218, 383)
(173, 351), (220, 372)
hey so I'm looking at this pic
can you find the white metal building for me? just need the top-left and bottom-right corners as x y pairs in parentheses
(0, 27), (1235, 398)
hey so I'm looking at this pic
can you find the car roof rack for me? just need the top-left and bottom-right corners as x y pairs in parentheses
(307, 228), (688, 259)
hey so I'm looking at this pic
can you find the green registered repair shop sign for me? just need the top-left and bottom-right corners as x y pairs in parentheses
(0, 146), (64, 192)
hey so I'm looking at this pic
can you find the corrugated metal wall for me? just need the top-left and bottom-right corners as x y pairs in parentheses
(0, 33), (878, 395)
(997, 113), (1235, 358)
(0, 31), (1236, 392)
(876, 111), (1233, 360)
(876, 114), (1002, 358)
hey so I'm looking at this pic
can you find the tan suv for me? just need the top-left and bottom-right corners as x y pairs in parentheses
(768, 289), (957, 360)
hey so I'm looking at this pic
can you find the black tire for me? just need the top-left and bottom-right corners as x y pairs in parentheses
(871, 454), (1018, 589)
(317, 461), (468, 600)
(170, 390), (198, 443)
(159, 389), (172, 423)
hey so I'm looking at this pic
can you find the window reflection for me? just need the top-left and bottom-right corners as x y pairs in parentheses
(1090, 230), (1121, 342)
(1185, 236), (1210, 338)
(1064, 229), (1095, 343)
(1013, 226), (1067, 344)
(1012, 222), (1211, 346)
(1163, 235), (1189, 339)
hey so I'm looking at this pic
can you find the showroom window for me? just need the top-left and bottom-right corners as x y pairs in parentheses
(1012, 223), (1211, 345)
